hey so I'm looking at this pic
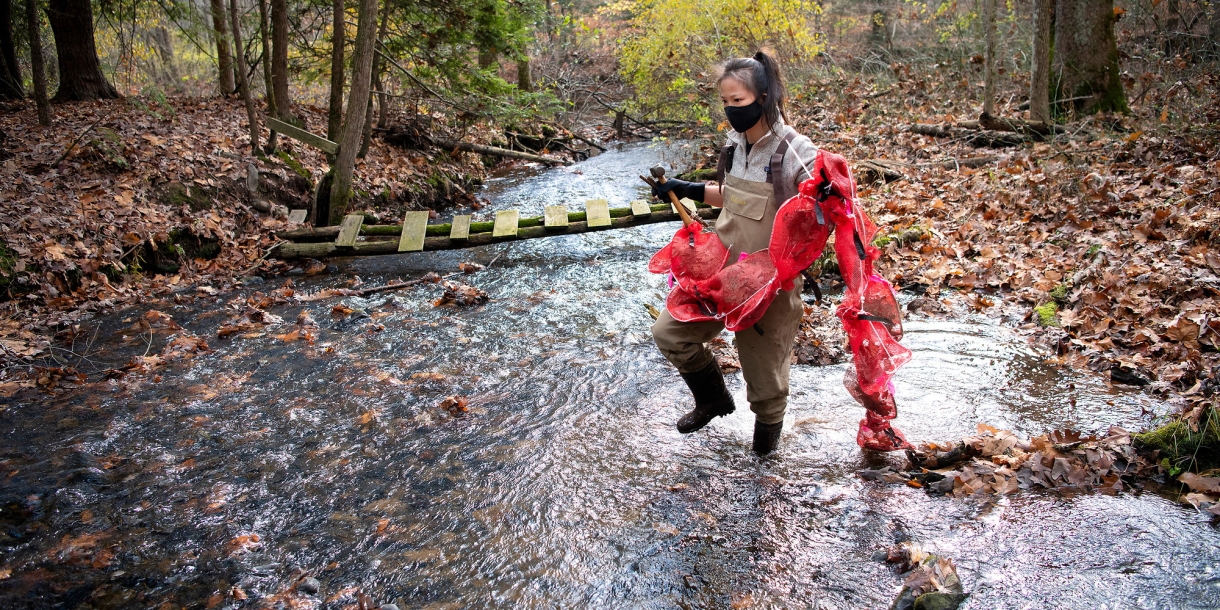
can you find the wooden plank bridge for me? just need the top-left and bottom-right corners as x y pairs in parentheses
(263, 110), (716, 260)
(271, 198), (717, 259)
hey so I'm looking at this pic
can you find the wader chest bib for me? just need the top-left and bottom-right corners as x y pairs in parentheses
(717, 173), (779, 264)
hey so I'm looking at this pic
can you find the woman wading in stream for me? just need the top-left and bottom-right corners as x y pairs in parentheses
(650, 50), (819, 456)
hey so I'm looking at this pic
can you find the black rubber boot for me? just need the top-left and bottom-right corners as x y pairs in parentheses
(675, 360), (735, 433)
(752, 420), (783, 456)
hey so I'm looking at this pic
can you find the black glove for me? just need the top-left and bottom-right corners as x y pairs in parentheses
(651, 178), (706, 203)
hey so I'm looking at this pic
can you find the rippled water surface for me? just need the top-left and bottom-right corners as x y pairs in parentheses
(2, 142), (1218, 609)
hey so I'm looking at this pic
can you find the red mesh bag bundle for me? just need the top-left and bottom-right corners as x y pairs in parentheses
(705, 250), (779, 332)
(650, 148), (915, 451)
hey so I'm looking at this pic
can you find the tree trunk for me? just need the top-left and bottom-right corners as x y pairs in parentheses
(257, 0), (277, 151)
(228, 0), (259, 152)
(870, 10), (888, 47)
(271, 0), (292, 120)
(0, 0), (23, 99)
(45, 0), (119, 101)
(257, 0), (274, 113)
(209, 0), (235, 95)
(329, 0), (378, 224)
(326, 0), (345, 141)
(26, 0), (50, 124)
(150, 26), (181, 87)
(359, 2), (389, 158)
(516, 57), (532, 92)
(1030, 0), (1053, 123)
(1053, 0), (1127, 114)
(1209, 1), (1220, 51)
(981, 0), (997, 116)
(478, 48), (496, 69)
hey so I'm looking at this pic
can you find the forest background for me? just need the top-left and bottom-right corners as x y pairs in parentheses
(0, 0), (1219, 475)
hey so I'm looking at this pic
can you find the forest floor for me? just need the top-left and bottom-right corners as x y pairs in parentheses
(1, 54), (1219, 476)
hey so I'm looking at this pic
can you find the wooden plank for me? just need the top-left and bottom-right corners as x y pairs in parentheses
(450, 215), (471, 240)
(672, 197), (698, 216)
(266, 117), (339, 154)
(492, 210), (519, 238)
(544, 205), (569, 228)
(397, 211), (430, 252)
(335, 214), (364, 247)
(630, 200), (652, 216)
(287, 209), (308, 223)
(585, 199), (611, 227)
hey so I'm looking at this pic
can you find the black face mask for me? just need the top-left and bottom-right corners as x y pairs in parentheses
(724, 101), (764, 133)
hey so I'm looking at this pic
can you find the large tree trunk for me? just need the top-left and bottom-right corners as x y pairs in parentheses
(257, 0), (274, 112)
(0, 0), (23, 99)
(1053, 0), (1127, 114)
(208, 0), (235, 95)
(46, 0), (119, 101)
(271, 0), (293, 121)
(326, 0), (345, 141)
(228, 0), (259, 152)
(329, 0), (377, 224)
(26, 0), (50, 124)
(358, 1), (389, 158)
(257, 0), (277, 151)
(981, 0), (997, 116)
(1030, 0), (1054, 123)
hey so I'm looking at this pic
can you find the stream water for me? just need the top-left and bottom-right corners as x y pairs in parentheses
(2, 141), (1219, 609)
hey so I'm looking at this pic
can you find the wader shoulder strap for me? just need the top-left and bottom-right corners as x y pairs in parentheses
(766, 131), (799, 202)
(715, 142), (736, 184)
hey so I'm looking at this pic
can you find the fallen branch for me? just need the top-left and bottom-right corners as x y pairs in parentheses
(908, 123), (1029, 147)
(855, 156), (1002, 184)
(978, 112), (1063, 136)
(51, 108), (117, 167)
(435, 139), (564, 165)
(298, 271), (462, 300)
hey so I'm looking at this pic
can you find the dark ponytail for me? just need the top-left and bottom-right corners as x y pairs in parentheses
(715, 48), (787, 129)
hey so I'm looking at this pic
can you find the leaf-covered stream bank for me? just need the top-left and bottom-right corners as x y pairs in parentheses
(2, 142), (1218, 609)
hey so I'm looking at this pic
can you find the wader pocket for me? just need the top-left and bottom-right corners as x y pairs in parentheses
(722, 183), (770, 221)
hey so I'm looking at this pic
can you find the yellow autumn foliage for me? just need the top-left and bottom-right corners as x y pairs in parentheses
(616, 0), (824, 123)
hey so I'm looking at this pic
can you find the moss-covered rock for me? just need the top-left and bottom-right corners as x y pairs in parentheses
(1134, 407), (1220, 474)
(1034, 302), (1058, 326)
(161, 181), (214, 212)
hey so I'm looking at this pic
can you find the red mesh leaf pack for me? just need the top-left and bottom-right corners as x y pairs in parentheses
(668, 222), (729, 294)
(770, 194), (832, 290)
(666, 285), (718, 323)
(705, 250), (778, 332)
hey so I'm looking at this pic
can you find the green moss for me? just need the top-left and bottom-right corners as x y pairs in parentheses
(676, 168), (718, 181)
(1049, 283), (1070, 304)
(1085, 244), (1102, 258)
(1034, 302), (1058, 326)
(276, 149), (312, 182)
(167, 227), (221, 260)
(874, 225), (927, 249)
(1134, 407), (1220, 474)
(0, 240), (17, 293)
(162, 182), (213, 212)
